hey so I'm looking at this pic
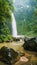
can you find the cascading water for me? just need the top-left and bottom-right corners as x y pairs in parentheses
(12, 13), (17, 37)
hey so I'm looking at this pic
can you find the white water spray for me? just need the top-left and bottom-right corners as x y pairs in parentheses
(12, 13), (17, 37)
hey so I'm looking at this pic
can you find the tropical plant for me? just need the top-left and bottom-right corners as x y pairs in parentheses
(0, 0), (14, 42)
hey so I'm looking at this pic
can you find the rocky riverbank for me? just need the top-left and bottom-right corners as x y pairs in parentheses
(0, 41), (37, 65)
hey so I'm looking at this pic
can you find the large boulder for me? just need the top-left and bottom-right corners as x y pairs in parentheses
(23, 37), (37, 52)
(0, 46), (18, 65)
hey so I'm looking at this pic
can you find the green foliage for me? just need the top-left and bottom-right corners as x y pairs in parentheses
(0, 0), (14, 42)
(0, 0), (14, 22)
(0, 35), (13, 42)
(29, 7), (37, 36)
(15, 0), (37, 36)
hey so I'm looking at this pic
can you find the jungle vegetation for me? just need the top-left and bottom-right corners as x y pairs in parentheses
(0, 0), (14, 42)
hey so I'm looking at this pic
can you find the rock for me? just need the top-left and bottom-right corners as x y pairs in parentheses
(15, 56), (29, 65)
(20, 56), (29, 62)
(13, 38), (20, 42)
(0, 46), (18, 65)
(23, 37), (37, 52)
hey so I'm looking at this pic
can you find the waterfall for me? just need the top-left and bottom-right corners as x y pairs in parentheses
(12, 13), (17, 37)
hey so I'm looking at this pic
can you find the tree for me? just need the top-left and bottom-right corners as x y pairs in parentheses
(26, 0), (37, 37)
(29, 5), (37, 36)
(0, 0), (14, 42)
